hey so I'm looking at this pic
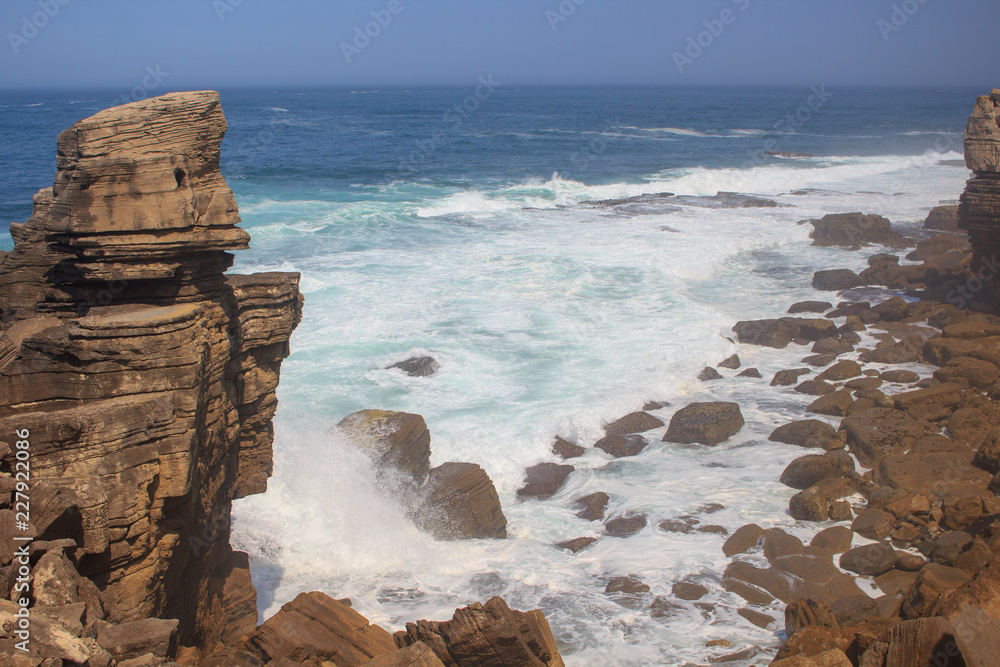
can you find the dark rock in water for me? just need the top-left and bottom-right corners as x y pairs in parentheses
(812, 269), (864, 291)
(807, 390), (854, 417)
(415, 462), (507, 539)
(551, 436), (585, 459)
(737, 368), (762, 378)
(605, 575), (649, 595)
(780, 454), (847, 490)
(658, 518), (698, 534)
(699, 366), (723, 381)
(802, 353), (838, 367)
(723, 524), (765, 556)
(696, 524), (728, 535)
(604, 411), (664, 435)
(517, 462), (574, 500)
(664, 402), (744, 445)
(811, 526), (853, 554)
(817, 359), (862, 382)
(387, 356), (439, 377)
(555, 537), (597, 553)
(841, 407), (926, 467)
(674, 191), (780, 209)
(718, 354), (741, 369)
(643, 400), (670, 411)
(771, 368), (812, 386)
(595, 433), (648, 457)
(769, 420), (837, 449)
(795, 379), (836, 396)
(672, 581), (708, 600)
(605, 513), (647, 537)
(574, 492), (610, 521)
(338, 410), (432, 485)
(811, 337), (855, 355)
(807, 212), (911, 250)
(788, 300), (832, 314)
(766, 150), (814, 158)
(733, 317), (838, 348)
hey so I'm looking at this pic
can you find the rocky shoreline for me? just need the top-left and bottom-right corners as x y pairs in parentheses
(1, 88), (998, 666)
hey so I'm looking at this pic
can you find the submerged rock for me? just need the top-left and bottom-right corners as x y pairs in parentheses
(387, 356), (440, 377)
(807, 212), (910, 250)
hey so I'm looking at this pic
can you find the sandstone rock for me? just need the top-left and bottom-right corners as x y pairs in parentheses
(817, 360), (863, 382)
(812, 337), (855, 355)
(96, 618), (179, 662)
(900, 564), (971, 619)
(762, 529), (804, 562)
(811, 526), (853, 554)
(737, 607), (776, 629)
(808, 212), (909, 250)
(772, 648), (852, 667)
(780, 454), (847, 490)
(790, 487), (830, 522)
(594, 433), (648, 457)
(395, 596), (565, 667)
(717, 354), (741, 369)
(416, 463), (507, 539)
(860, 617), (972, 666)
(663, 402), (744, 445)
(769, 420), (838, 449)
(723, 524), (764, 557)
(896, 553), (926, 572)
(603, 411), (663, 435)
(772, 368), (812, 386)
(773, 625), (846, 662)
(939, 552), (1000, 667)
(699, 366), (723, 381)
(852, 509), (896, 541)
(338, 411), (432, 485)
(796, 380), (837, 396)
(785, 599), (840, 635)
(828, 501), (853, 522)
(363, 642), (446, 667)
(790, 301), (833, 314)
(944, 496), (983, 531)
(387, 356), (440, 377)
(923, 205), (960, 232)
(804, 353), (838, 367)
(672, 581), (708, 600)
(807, 391), (854, 417)
(737, 367), (762, 378)
(733, 318), (837, 348)
(31, 552), (80, 607)
(875, 435), (991, 497)
(934, 356), (1000, 390)
(517, 463), (574, 500)
(841, 408), (926, 467)
(551, 436), (584, 459)
(555, 537), (597, 553)
(604, 513), (647, 537)
(840, 543), (897, 576)
(813, 270), (864, 291)
(574, 492), (609, 522)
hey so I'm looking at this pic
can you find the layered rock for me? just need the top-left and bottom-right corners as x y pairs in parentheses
(0, 92), (302, 653)
(958, 89), (1000, 313)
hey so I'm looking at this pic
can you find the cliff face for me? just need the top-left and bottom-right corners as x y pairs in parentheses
(0, 92), (302, 648)
(959, 89), (1000, 313)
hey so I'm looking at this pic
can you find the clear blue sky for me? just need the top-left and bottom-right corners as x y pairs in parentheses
(0, 0), (997, 89)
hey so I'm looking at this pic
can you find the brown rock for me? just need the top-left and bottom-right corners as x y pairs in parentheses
(416, 463), (507, 539)
(594, 433), (648, 458)
(796, 380), (837, 396)
(395, 596), (565, 667)
(737, 367), (762, 378)
(839, 543), (897, 576)
(551, 437), (584, 459)
(944, 496), (983, 531)
(923, 205), (960, 232)
(808, 212), (909, 250)
(387, 356), (440, 377)
(813, 270), (864, 291)
(773, 624), (846, 662)
(573, 492), (609, 522)
(338, 411), (432, 485)
(718, 354), (741, 369)
(811, 526), (853, 554)
(733, 318), (837, 348)
(828, 501), (853, 522)
(97, 618), (180, 662)
(517, 463), (574, 500)
(893, 383), (962, 422)
(785, 599), (840, 635)
(807, 391), (854, 417)
(817, 360), (863, 382)
(672, 581), (708, 600)
(803, 353), (839, 367)
(875, 436), (991, 497)
(939, 551), (1000, 667)
(841, 408), (926, 467)
(859, 617), (972, 666)
(555, 537), (597, 553)
(852, 509), (896, 541)
(900, 564), (972, 619)
(363, 642), (446, 667)
(605, 575), (649, 595)
(780, 454), (847, 490)
(769, 420), (838, 449)
(723, 524), (765, 557)
(790, 487), (830, 522)
(699, 366), (723, 381)
(773, 368), (813, 386)
(738, 607), (776, 629)
(663, 402), (744, 445)
(772, 649), (852, 666)
(603, 411), (664, 435)
(604, 513), (647, 537)
(790, 301), (834, 314)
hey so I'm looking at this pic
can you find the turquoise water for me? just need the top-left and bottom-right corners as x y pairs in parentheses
(0, 86), (978, 664)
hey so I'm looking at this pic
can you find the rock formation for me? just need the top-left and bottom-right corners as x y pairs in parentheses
(0, 91), (303, 655)
(959, 89), (1000, 314)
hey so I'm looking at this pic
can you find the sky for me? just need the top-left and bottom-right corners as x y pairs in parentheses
(0, 0), (997, 90)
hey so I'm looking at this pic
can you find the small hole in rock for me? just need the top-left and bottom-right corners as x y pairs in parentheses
(174, 169), (186, 188)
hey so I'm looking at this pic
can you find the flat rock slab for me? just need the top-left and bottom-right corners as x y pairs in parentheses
(517, 463), (574, 500)
(603, 411), (664, 435)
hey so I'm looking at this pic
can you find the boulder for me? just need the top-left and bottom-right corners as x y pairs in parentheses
(773, 368), (813, 386)
(839, 543), (897, 576)
(807, 391), (854, 417)
(416, 463), (507, 539)
(923, 205), (960, 232)
(363, 642), (446, 667)
(603, 411), (664, 435)
(574, 492), (609, 522)
(699, 366), (722, 380)
(811, 527), (853, 554)
(555, 537), (597, 553)
(790, 487), (830, 522)
(671, 581), (708, 600)
(796, 380), (837, 396)
(551, 437), (584, 459)
(933, 356), (1000, 390)
(96, 618), (179, 662)
(875, 436), (991, 497)
(785, 599), (840, 635)
(387, 356), (440, 377)
(770, 420), (839, 449)
(893, 384), (963, 422)
(939, 552), (1000, 667)
(813, 269), (864, 291)
(394, 596), (565, 667)
(338, 410), (432, 485)
(841, 408), (926, 467)
(851, 509), (896, 541)
(789, 301), (833, 314)
(663, 402), (744, 445)
(772, 649), (852, 667)
(605, 575), (649, 595)
(808, 212), (909, 250)
(722, 523), (764, 557)
(780, 455), (847, 490)
(900, 564), (972, 619)
(594, 433), (648, 458)
(604, 513), (647, 537)
(718, 354), (741, 369)
(733, 318), (837, 348)
(817, 360), (863, 382)
(517, 463), (574, 500)
(738, 367), (763, 378)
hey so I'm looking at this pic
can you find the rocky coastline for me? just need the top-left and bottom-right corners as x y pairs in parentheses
(1, 88), (999, 667)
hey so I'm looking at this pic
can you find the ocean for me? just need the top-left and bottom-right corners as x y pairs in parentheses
(0, 85), (979, 664)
